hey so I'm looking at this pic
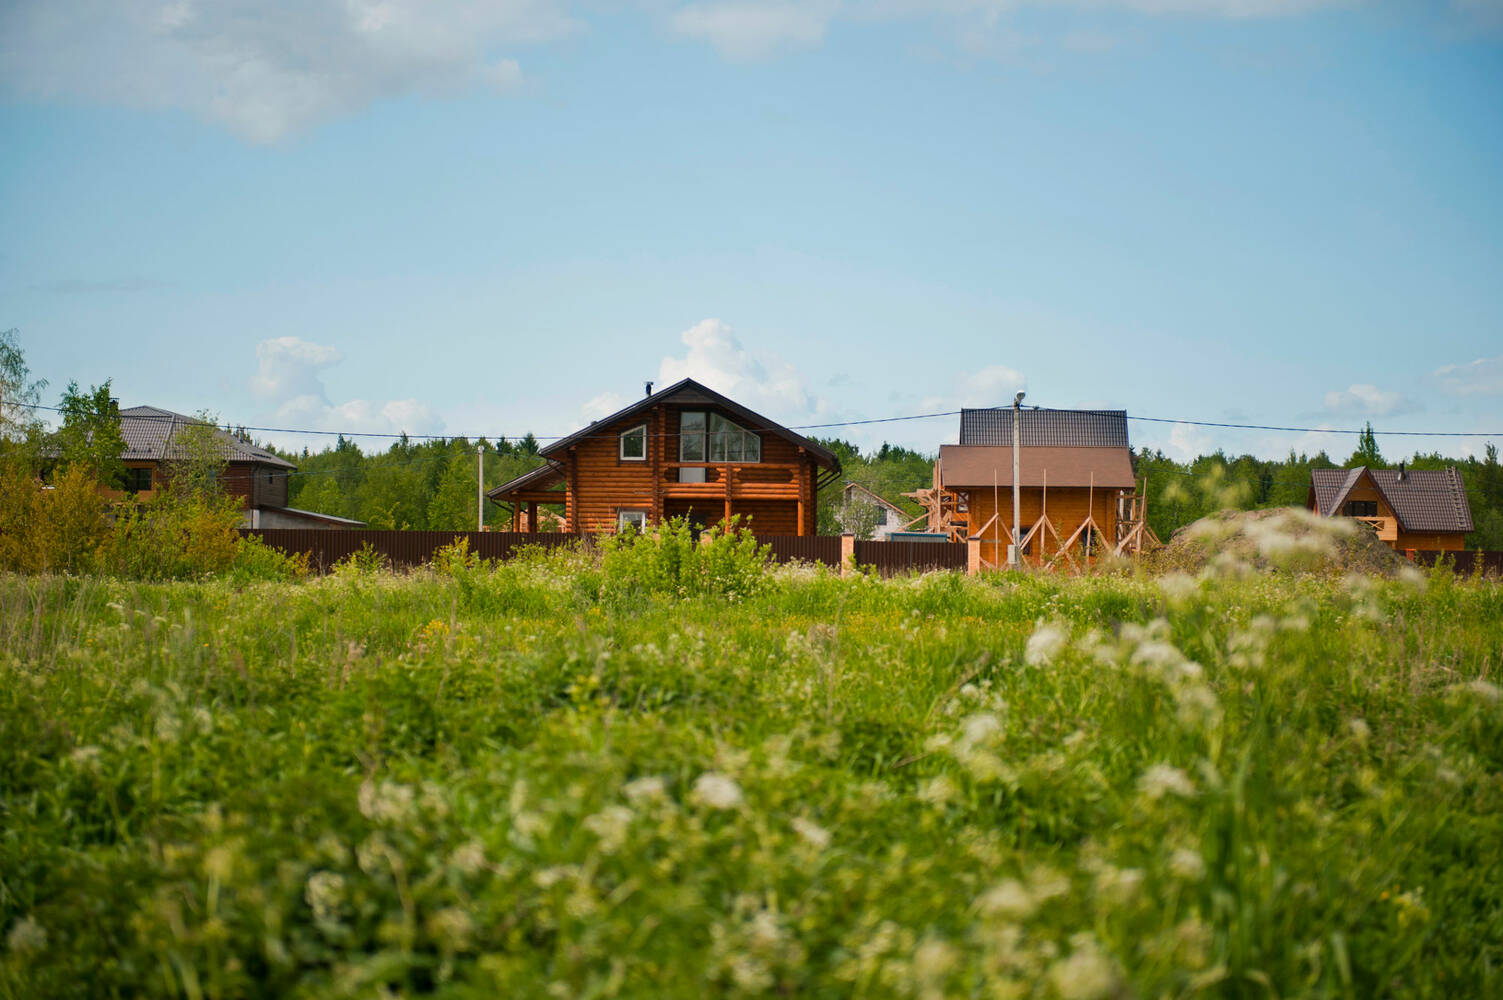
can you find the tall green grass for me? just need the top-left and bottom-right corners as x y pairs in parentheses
(1, 556), (1499, 998)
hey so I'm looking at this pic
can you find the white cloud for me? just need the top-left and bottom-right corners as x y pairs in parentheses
(248, 336), (444, 442)
(1430, 355), (1503, 397)
(669, 1), (837, 60)
(919, 363), (1025, 412)
(1322, 382), (1413, 417)
(0, 0), (572, 143)
(581, 390), (628, 422)
(658, 317), (820, 419)
(1166, 420), (1212, 461)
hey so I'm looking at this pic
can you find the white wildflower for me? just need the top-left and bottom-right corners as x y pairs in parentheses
(1463, 678), (1501, 704)
(960, 712), (1002, 747)
(1025, 623), (1068, 666)
(68, 745), (102, 769)
(1093, 865), (1144, 904)
(623, 775), (668, 803)
(692, 772), (743, 810)
(1138, 764), (1196, 800)
(976, 879), (1036, 920)
(916, 775), (958, 808)
(6, 916), (47, 955)
(305, 871), (345, 923)
(913, 939), (957, 984)
(1348, 718), (1371, 742)
(1047, 934), (1117, 1000)
(583, 805), (635, 853)
(1158, 572), (1197, 603)
(358, 779), (416, 824)
(449, 840), (487, 875)
(791, 816), (831, 850)
(1168, 847), (1207, 882)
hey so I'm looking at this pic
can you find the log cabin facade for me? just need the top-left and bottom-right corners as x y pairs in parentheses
(911, 408), (1147, 567)
(1306, 466), (1472, 552)
(487, 379), (841, 535)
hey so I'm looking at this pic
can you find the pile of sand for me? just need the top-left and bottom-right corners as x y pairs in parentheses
(1152, 507), (1407, 577)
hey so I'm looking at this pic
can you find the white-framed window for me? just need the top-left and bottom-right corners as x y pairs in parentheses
(679, 411), (760, 464)
(619, 423), (647, 461)
(617, 509), (648, 533)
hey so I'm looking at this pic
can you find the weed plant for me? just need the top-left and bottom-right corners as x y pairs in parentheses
(1, 533), (1500, 998)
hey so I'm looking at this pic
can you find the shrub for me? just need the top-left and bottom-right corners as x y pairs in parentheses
(599, 515), (770, 601)
(334, 541), (391, 576)
(98, 489), (244, 580)
(0, 463), (109, 573)
(227, 533), (311, 585)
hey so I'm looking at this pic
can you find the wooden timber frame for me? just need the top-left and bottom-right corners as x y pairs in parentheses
(485, 378), (841, 536)
(907, 463), (1158, 571)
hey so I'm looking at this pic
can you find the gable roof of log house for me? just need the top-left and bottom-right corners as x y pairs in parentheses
(1309, 466), (1473, 534)
(486, 377), (840, 501)
(120, 406), (295, 469)
(958, 408), (1129, 449)
(539, 378), (840, 467)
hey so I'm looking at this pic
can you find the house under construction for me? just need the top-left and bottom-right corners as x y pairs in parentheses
(905, 408), (1155, 569)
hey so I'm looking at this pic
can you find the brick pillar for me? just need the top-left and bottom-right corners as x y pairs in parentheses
(840, 533), (855, 577)
(968, 537), (982, 576)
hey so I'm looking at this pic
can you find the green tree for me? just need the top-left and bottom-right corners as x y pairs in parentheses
(428, 450), (479, 530)
(1349, 422), (1383, 467)
(55, 381), (126, 485)
(1, 329), (47, 445)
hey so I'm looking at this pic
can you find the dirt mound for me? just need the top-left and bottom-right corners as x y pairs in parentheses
(1153, 507), (1407, 576)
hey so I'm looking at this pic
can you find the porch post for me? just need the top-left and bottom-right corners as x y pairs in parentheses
(529, 501), (539, 535)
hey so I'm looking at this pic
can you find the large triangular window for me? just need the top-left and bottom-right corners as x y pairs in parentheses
(679, 411), (760, 464)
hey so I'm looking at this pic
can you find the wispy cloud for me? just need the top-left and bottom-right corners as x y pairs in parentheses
(1322, 382), (1415, 417)
(0, 0), (573, 143)
(1430, 355), (1503, 397)
(669, 1), (837, 60)
(657, 317), (822, 418)
(249, 336), (444, 441)
(27, 275), (169, 294)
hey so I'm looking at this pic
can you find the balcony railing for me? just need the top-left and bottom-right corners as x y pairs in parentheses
(1353, 515), (1397, 542)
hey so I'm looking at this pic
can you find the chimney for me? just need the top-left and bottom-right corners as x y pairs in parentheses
(644, 381), (654, 398)
(1397, 461), (1406, 482)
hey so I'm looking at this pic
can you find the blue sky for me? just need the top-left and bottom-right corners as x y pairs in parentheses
(3, 0), (1500, 461)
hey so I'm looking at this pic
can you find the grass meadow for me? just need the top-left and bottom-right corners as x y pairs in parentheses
(2, 539), (1501, 998)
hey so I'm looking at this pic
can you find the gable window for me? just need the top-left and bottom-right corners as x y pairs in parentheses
(1344, 500), (1379, 517)
(619, 423), (647, 461)
(679, 411), (760, 464)
(617, 509), (648, 533)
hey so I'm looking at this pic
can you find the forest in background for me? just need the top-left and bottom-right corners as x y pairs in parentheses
(277, 426), (1503, 550)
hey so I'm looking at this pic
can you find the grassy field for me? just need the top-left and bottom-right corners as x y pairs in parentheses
(2, 542), (1501, 998)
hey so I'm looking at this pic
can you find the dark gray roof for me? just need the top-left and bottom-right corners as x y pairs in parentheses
(1310, 466), (1473, 534)
(958, 408), (1130, 449)
(120, 406), (295, 470)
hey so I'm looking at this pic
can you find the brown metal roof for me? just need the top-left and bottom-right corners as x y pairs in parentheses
(939, 445), (1136, 489)
(486, 460), (565, 501)
(120, 406), (295, 469)
(539, 378), (841, 472)
(1310, 466), (1473, 533)
(959, 408), (1129, 449)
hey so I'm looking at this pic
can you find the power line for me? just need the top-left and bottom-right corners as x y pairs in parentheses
(11, 398), (1501, 445)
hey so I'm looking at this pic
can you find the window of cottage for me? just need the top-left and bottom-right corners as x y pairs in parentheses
(1344, 500), (1378, 517)
(617, 509), (648, 533)
(619, 423), (647, 461)
(680, 410), (760, 464)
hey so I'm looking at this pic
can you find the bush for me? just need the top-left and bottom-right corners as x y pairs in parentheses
(599, 515), (770, 601)
(227, 534), (311, 585)
(98, 489), (244, 580)
(0, 463), (109, 573)
(334, 541), (391, 576)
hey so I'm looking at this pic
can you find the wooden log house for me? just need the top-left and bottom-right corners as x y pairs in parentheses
(908, 408), (1148, 569)
(1306, 465), (1472, 552)
(487, 378), (842, 535)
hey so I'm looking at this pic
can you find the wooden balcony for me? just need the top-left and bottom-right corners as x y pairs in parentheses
(1354, 516), (1397, 542)
(661, 463), (800, 500)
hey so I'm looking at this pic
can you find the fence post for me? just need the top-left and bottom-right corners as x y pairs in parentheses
(967, 537), (981, 576)
(840, 534), (855, 577)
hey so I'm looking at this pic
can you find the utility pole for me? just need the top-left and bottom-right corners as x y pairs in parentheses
(476, 443), (484, 532)
(1011, 391), (1024, 570)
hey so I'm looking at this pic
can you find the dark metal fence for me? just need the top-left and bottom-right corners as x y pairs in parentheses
(241, 529), (971, 575)
(240, 529), (581, 571)
(1409, 550), (1503, 576)
(756, 535), (843, 567)
(856, 539), (969, 575)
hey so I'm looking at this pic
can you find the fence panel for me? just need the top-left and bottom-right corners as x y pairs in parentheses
(240, 529), (580, 571)
(755, 535), (843, 567)
(854, 539), (968, 575)
(1409, 550), (1503, 576)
